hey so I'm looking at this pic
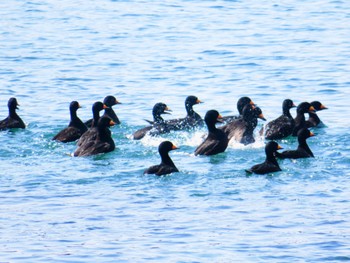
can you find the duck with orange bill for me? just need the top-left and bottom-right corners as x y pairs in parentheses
(132, 102), (172, 140)
(246, 141), (283, 175)
(53, 101), (87, 143)
(220, 104), (265, 145)
(306, 101), (328, 128)
(276, 128), (315, 159)
(195, 110), (229, 156)
(144, 141), (179, 176)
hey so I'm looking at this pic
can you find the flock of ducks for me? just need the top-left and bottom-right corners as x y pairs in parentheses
(0, 95), (328, 176)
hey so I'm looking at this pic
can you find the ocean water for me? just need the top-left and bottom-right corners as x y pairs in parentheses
(1, 0), (350, 262)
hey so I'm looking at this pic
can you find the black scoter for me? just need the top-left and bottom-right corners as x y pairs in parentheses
(195, 110), (229, 156)
(221, 96), (255, 123)
(306, 101), (328, 128)
(246, 141), (283, 175)
(0, 97), (25, 130)
(264, 99), (296, 140)
(53, 101), (88, 143)
(220, 104), (265, 145)
(162, 95), (204, 130)
(132, 102), (171, 140)
(144, 141), (179, 176)
(74, 116), (115, 157)
(85, 96), (121, 127)
(276, 128), (315, 159)
(77, 101), (108, 146)
(292, 102), (315, 136)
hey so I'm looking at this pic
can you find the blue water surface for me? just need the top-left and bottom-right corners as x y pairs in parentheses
(1, 0), (350, 262)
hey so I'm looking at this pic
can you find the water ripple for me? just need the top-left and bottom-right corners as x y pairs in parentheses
(1, 0), (350, 262)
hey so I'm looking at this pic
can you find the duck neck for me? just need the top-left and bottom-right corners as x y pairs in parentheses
(295, 111), (306, 124)
(70, 108), (78, 121)
(161, 152), (175, 167)
(97, 126), (110, 141)
(298, 138), (314, 157)
(308, 112), (320, 124)
(105, 108), (116, 118)
(206, 121), (217, 133)
(186, 103), (195, 116)
(153, 114), (164, 124)
(266, 151), (279, 167)
(283, 108), (293, 119)
(9, 106), (19, 119)
(70, 110), (86, 131)
(92, 110), (100, 127)
(68, 109), (79, 126)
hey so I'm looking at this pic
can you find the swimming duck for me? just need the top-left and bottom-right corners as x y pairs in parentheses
(195, 110), (229, 156)
(132, 102), (171, 140)
(246, 141), (283, 175)
(52, 101), (88, 142)
(220, 104), (265, 145)
(77, 101), (108, 146)
(0, 97), (25, 130)
(251, 106), (266, 129)
(85, 96), (121, 127)
(74, 116), (115, 157)
(292, 102), (315, 136)
(221, 96), (255, 123)
(264, 99), (296, 140)
(276, 128), (315, 159)
(144, 96), (204, 131)
(306, 101), (328, 128)
(144, 141), (179, 176)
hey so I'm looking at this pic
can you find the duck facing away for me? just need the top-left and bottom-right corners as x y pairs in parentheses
(276, 128), (315, 159)
(52, 101), (88, 143)
(264, 99), (296, 140)
(0, 97), (25, 130)
(246, 141), (283, 175)
(77, 101), (108, 147)
(195, 110), (229, 156)
(220, 104), (265, 145)
(306, 101), (328, 128)
(144, 141), (179, 176)
(74, 117), (115, 157)
(132, 102), (172, 140)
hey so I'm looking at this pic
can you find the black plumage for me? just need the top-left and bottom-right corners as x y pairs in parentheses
(292, 102), (315, 136)
(85, 96), (121, 127)
(74, 117), (115, 157)
(276, 128), (315, 159)
(195, 110), (229, 156)
(220, 104), (266, 145)
(306, 101), (328, 128)
(102, 95), (122, 125)
(222, 96), (255, 123)
(0, 98), (25, 130)
(144, 141), (179, 176)
(77, 101), (108, 147)
(132, 102), (172, 140)
(264, 99), (296, 140)
(246, 141), (282, 175)
(251, 107), (266, 129)
(159, 95), (204, 130)
(53, 101), (88, 143)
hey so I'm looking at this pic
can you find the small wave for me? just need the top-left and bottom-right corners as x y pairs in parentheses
(134, 130), (207, 148)
(227, 135), (265, 150)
